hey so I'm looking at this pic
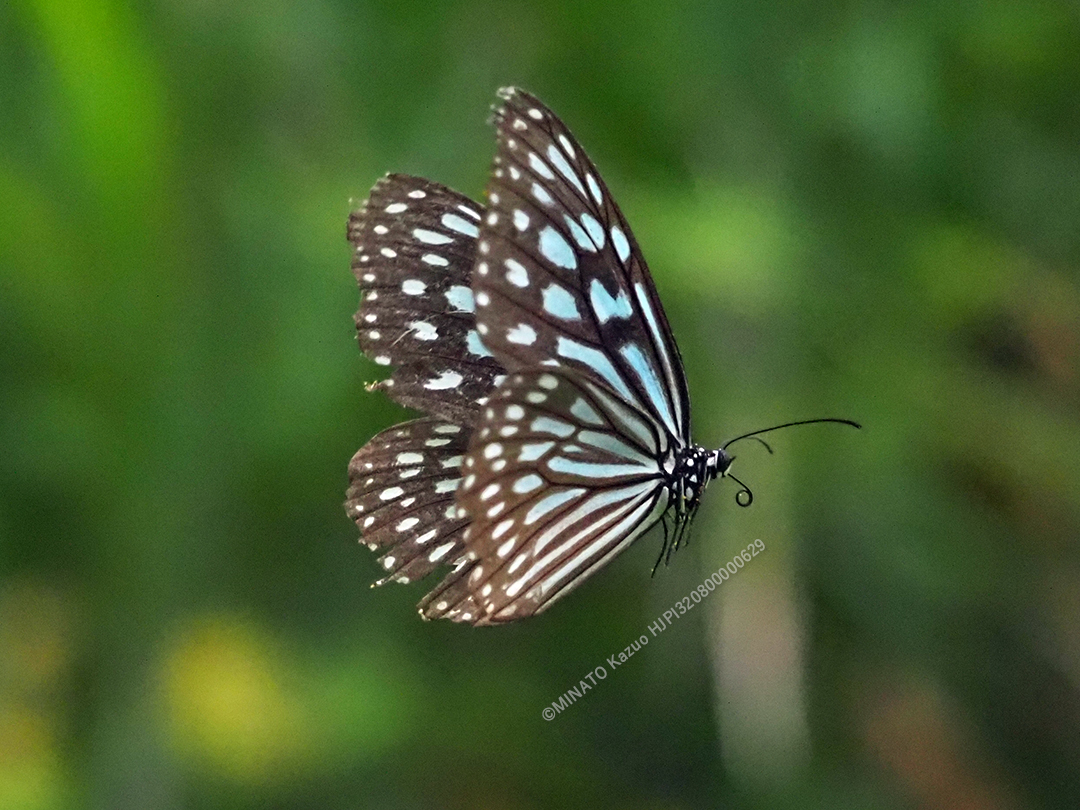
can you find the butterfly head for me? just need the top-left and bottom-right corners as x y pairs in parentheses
(705, 447), (735, 481)
(671, 445), (734, 518)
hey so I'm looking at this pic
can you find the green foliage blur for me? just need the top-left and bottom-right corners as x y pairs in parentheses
(2, 0), (1079, 807)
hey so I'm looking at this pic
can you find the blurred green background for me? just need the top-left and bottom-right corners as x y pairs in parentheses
(2, 0), (1079, 808)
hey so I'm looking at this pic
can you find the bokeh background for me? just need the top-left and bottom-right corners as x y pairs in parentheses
(3, 1), (1079, 808)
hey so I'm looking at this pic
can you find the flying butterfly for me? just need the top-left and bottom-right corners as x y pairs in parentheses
(345, 88), (857, 625)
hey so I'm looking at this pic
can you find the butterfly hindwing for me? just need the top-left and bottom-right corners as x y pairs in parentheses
(472, 88), (691, 445)
(348, 174), (505, 426)
(346, 418), (472, 587)
(446, 369), (671, 623)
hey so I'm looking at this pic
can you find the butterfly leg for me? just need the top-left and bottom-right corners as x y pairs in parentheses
(651, 516), (671, 577)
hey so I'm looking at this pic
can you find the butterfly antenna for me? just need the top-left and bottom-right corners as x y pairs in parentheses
(746, 436), (774, 454)
(726, 473), (754, 507)
(722, 418), (860, 452)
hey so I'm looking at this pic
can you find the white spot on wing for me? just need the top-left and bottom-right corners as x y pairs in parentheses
(429, 542), (454, 562)
(589, 278), (633, 323)
(538, 227), (577, 270)
(409, 320), (438, 340)
(424, 370), (463, 390)
(513, 474), (543, 494)
(519, 441), (554, 461)
(542, 284), (580, 320)
(586, 174), (603, 206)
(441, 213), (479, 237)
(507, 323), (537, 345)
(610, 225), (631, 262)
(530, 416), (575, 437)
(505, 259), (529, 287)
(563, 215), (594, 252)
(579, 212), (605, 248)
(414, 228), (452, 245)
(546, 144), (586, 196)
(445, 285), (474, 312)
(531, 183), (554, 206)
(528, 152), (555, 180)
(466, 330), (493, 358)
(402, 279), (426, 295)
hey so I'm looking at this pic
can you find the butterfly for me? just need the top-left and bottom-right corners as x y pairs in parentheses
(344, 88), (857, 625)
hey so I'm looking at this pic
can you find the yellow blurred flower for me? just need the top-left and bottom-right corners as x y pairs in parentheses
(159, 615), (314, 785)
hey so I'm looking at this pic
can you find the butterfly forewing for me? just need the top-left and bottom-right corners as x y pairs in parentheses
(349, 174), (505, 426)
(346, 417), (473, 587)
(472, 88), (691, 445)
(446, 369), (671, 624)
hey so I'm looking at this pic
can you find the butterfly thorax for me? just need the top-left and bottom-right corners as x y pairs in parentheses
(667, 444), (733, 524)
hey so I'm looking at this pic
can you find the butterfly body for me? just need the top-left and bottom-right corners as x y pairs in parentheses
(346, 88), (737, 624)
(672, 445), (732, 518)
